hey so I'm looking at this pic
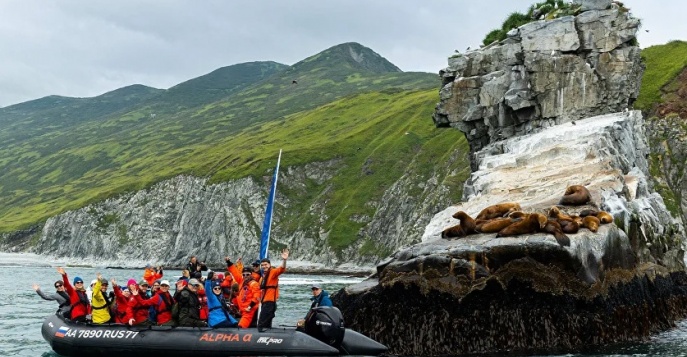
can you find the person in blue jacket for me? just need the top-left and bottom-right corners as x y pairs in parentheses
(205, 271), (238, 328)
(309, 284), (332, 309)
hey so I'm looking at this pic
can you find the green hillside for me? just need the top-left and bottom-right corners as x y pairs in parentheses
(0, 42), (446, 236)
(0, 85), (164, 146)
(636, 40), (687, 111)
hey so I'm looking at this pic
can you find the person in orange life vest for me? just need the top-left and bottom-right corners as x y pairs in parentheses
(56, 267), (90, 322)
(110, 279), (132, 324)
(257, 248), (289, 331)
(237, 267), (261, 328)
(152, 280), (175, 326)
(217, 273), (232, 298)
(143, 264), (163, 286)
(126, 279), (156, 326)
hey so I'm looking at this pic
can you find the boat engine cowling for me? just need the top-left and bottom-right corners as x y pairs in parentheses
(304, 306), (345, 348)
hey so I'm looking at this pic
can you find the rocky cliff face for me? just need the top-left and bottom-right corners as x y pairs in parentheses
(433, 0), (643, 170)
(4, 157), (461, 271)
(646, 115), (687, 229)
(334, 2), (687, 355)
(335, 110), (687, 355)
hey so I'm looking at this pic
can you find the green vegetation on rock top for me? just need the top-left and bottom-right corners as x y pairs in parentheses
(482, 0), (578, 46)
(636, 40), (687, 111)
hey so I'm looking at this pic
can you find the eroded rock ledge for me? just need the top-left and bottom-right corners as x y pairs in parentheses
(333, 112), (687, 355)
(433, 0), (643, 170)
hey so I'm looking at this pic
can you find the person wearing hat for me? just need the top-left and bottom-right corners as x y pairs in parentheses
(257, 248), (289, 332)
(177, 278), (207, 327)
(143, 263), (163, 287)
(90, 273), (112, 324)
(204, 271), (238, 327)
(309, 284), (333, 309)
(110, 278), (132, 324)
(150, 280), (175, 326)
(87, 279), (98, 303)
(137, 279), (153, 299)
(32, 280), (71, 318)
(126, 280), (157, 326)
(56, 267), (90, 322)
(237, 267), (261, 328)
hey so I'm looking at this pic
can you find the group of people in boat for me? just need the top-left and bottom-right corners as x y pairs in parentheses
(34, 248), (333, 331)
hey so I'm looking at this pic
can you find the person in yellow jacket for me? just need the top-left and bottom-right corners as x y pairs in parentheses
(91, 272), (112, 324)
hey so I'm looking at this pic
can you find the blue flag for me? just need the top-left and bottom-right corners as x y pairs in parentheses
(259, 150), (282, 260)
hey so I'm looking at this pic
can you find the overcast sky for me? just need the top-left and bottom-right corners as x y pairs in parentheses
(0, 0), (682, 108)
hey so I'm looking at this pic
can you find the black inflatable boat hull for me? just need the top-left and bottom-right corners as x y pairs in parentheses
(41, 314), (387, 356)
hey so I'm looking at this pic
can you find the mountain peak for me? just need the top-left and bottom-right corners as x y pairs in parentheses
(294, 42), (402, 74)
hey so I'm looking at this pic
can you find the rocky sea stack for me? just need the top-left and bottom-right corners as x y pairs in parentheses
(333, 1), (687, 355)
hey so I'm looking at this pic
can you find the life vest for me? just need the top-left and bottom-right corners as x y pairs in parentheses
(259, 266), (284, 302)
(71, 290), (90, 311)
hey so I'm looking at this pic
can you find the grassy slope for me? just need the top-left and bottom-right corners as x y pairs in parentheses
(0, 43), (440, 233)
(636, 40), (687, 111)
(0, 87), (467, 240)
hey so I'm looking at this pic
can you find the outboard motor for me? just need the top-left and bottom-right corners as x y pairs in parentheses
(304, 306), (345, 348)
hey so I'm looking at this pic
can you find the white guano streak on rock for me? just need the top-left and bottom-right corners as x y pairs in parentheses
(423, 111), (643, 241)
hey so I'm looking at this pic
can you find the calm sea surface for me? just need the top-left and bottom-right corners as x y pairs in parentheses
(2, 252), (687, 357)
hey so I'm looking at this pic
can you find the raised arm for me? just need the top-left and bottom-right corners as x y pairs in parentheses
(280, 248), (289, 269)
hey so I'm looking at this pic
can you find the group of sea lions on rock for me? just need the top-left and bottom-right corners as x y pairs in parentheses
(441, 185), (614, 247)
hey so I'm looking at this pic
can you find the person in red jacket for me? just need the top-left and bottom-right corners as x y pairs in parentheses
(196, 284), (209, 322)
(110, 278), (131, 324)
(56, 267), (90, 322)
(126, 279), (156, 326)
(257, 248), (288, 331)
(237, 267), (261, 328)
(151, 280), (175, 326)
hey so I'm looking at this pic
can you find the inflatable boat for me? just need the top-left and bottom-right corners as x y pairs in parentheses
(42, 307), (387, 356)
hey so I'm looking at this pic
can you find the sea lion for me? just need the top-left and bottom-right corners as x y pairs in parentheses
(476, 217), (515, 233)
(496, 213), (546, 237)
(475, 202), (522, 221)
(508, 211), (527, 220)
(596, 211), (613, 224)
(452, 211), (477, 235)
(579, 209), (598, 217)
(582, 216), (601, 233)
(559, 219), (580, 234)
(542, 219), (570, 247)
(548, 206), (573, 222)
(559, 185), (591, 206)
(441, 224), (466, 239)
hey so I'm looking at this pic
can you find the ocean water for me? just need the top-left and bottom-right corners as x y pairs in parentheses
(2, 252), (687, 357)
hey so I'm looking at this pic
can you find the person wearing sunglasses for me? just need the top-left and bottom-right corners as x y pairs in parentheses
(90, 273), (112, 324)
(33, 280), (71, 318)
(56, 267), (90, 322)
(236, 267), (261, 328)
(204, 271), (237, 328)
